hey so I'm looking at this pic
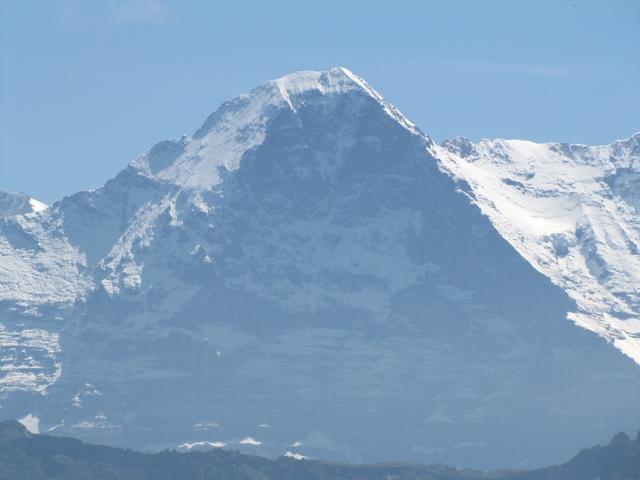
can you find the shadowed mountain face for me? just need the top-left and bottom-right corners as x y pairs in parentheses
(0, 68), (639, 469)
(0, 421), (638, 480)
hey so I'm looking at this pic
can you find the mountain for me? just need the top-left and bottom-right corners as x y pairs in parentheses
(437, 134), (640, 363)
(0, 68), (639, 470)
(512, 430), (640, 480)
(0, 421), (638, 480)
(0, 190), (47, 217)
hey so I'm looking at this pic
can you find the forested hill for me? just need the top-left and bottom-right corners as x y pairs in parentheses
(0, 421), (638, 480)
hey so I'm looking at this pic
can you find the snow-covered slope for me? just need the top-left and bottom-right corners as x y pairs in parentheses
(0, 191), (47, 217)
(436, 135), (640, 364)
(0, 68), (639, 470)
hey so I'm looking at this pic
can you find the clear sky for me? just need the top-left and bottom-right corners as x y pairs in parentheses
(1, 0), (639, 203)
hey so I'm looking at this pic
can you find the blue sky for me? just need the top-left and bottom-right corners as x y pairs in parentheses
(1, 0), (639, 203)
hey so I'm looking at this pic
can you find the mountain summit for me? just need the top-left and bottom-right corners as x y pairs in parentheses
(131, 67), (421, 190)
(0, 68), (639, 470)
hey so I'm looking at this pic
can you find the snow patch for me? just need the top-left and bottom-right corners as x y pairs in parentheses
(179, 440), (226, 450)
(283, 451), (306, 460)
(18, 414), (39, 434)
(28, 198), (48, 213)
(239, 436), (262, 446)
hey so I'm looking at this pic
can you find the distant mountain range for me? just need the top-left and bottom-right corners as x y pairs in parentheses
(0, 68), (638, 469)
(0, 421), (638, 480)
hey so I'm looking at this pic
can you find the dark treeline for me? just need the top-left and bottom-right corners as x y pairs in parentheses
(0, 421), (638, 480)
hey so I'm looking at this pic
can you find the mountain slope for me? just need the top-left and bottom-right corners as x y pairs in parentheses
(513, 430), (640, 480)
(436, 134), (640, 363)
(0, 68), (638, 470)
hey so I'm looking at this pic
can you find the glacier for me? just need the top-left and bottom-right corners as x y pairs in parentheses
(0, 67), (639, 469)
(436, 135), (640, 364)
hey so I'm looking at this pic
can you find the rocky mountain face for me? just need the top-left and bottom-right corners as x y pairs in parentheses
(0, 191), (47, 217)
(0, 68), (638, 470)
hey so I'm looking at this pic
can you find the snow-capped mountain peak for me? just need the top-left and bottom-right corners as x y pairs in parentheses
(131, 67), (421, 190)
